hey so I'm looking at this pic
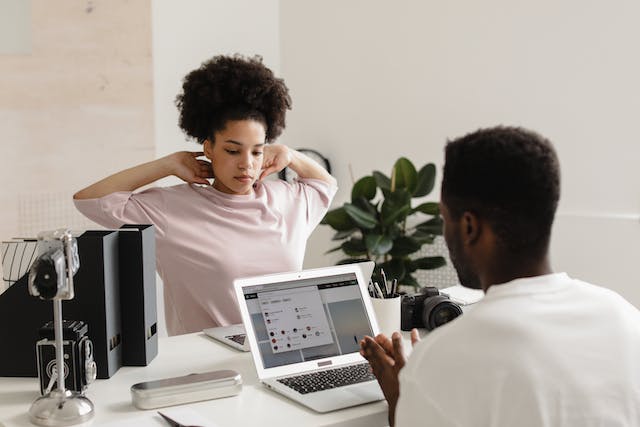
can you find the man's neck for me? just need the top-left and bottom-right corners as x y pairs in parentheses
(481, 256), (553, 292)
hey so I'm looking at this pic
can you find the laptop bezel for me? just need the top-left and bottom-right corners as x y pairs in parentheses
(233, 263), (380, 380)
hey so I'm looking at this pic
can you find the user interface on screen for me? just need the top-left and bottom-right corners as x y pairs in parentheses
(243, 273), (374, 369)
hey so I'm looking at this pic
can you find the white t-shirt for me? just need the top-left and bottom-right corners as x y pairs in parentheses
(396, 273), (640, 426)
(74, 178), (337, 336)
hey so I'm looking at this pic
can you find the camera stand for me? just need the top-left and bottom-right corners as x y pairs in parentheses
(28, 300), (94, 426)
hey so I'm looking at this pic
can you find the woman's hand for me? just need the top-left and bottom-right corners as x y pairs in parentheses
(167, 151), (214, 185)
(259, 144), (292, 180)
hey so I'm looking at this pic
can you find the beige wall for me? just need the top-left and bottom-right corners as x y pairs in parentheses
(0, 0), (154, 240)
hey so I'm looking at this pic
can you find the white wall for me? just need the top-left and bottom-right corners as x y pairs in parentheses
(152, 0), (281, 184)
(5, 1), (637, 334)
(280, 1), (640, 306)
(151, 0), (281, 335)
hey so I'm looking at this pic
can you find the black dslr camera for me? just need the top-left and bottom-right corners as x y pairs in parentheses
(401, 286), (463, 331)
(36, 320), (97, 395)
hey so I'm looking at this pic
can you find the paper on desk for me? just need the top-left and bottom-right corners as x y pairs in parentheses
(440, 285), (484, 306)
(95, 407), (220, 427)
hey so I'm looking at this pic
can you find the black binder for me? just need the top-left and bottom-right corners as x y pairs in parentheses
(118, 224), (158, 366)
(64, 230), (122, 379)
(0, 226), (157, 378)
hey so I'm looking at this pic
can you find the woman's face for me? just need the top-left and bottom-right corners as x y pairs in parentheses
(204, 119), (267, 195)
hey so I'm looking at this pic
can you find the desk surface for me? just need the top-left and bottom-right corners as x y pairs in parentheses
(0, 332), (388, 427)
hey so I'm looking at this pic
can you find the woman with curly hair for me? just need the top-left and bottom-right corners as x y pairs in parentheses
(74, 55), (337, 336)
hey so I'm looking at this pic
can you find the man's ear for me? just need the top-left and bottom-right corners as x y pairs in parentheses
(461, 211), (481, 245)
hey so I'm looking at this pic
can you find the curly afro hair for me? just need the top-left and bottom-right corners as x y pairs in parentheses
(175, 54), (291, 144)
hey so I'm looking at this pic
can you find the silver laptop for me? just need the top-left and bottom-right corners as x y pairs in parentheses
(233, 262), (384, 413)
(203, 324), (250, 352)
(204, 262), (376, 354)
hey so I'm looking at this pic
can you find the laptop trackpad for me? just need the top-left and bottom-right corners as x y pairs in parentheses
(305, 382), (384, 413)
(343, 381), (384, 401)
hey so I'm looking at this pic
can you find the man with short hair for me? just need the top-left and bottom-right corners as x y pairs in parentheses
(361, 126), (640, 426)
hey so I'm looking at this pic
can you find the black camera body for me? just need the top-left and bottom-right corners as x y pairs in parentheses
(401, 286), (463, 331)
(36, 320), (97, 395)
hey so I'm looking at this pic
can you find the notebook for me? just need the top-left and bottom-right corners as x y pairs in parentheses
(233, 262), (384, 413)
(204, 262), (376, 353)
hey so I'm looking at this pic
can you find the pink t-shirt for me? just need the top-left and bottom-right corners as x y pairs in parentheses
(74, 178), (337, 336)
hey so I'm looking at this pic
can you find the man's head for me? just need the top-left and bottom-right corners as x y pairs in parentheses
(440, 126), (560, 290)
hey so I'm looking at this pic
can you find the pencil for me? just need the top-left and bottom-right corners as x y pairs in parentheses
(373, 281), (385, 299)
(381, 269), (389, 296)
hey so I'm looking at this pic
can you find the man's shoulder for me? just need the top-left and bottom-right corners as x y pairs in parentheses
(565, 277), (633, 305)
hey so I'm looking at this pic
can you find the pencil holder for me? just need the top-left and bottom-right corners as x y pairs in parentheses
(370, 296), (401, 337)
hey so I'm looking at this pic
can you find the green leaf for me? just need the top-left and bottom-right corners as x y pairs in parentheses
(412, 202), (440, 216)
(365, 234), (393, 256)
(324, 245), (344, 254)
(401, 273), (420, 289)
(381, 189), (412, 226)
(414, 163), (436, 197)
(336, 258), (371, 265)
(341, 238), (368, 256)
(378, 258), (406, 283)
(410, 230), (435, 245)
(412, 256), (447, 270)
(387, 224), (402, 240)
(332, 229), (357, 240)
(352, 197), (378, 218)
(373, 171), (391, 191)
(382, 205), (411, 226)
(387, 188), (412, 205)
(389, 236), (422, 257)
(416, 216), (443, 235)
(393, 158), (418, 193)
(351, 176), (377, 201)
(405, 258), (418, 273)
(344, 203), (378, 229)
(322, 207), (356, 231)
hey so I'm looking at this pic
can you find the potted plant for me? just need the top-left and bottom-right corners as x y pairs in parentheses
(321, 157), (446, 289)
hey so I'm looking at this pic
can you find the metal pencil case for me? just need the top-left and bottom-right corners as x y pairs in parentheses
(130, 369), (242, 409)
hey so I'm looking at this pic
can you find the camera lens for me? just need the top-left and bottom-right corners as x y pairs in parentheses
(422, 296), (463, 331)
(31, 255), (60, 299)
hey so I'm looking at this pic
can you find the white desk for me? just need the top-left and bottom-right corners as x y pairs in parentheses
(0, 332), (388, 427)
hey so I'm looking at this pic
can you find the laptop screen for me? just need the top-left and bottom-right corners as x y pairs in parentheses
(241, 272), (374, 369)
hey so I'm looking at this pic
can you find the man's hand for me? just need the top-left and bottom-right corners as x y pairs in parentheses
(167, 151), (214, 185)
(360, 329), (420, 426)
(260, 144), (292, 180)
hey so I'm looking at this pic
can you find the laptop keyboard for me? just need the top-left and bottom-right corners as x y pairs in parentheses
(277, 363), (375, 394)
(225, 334), (246, 345)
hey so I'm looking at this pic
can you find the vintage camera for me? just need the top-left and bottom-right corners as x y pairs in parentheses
(28, 229), (80, 300)
(401, 286), (463, 331)
(36, 320), (97, 395)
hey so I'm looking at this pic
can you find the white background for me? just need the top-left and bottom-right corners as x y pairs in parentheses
(1, 1), (638, 339)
